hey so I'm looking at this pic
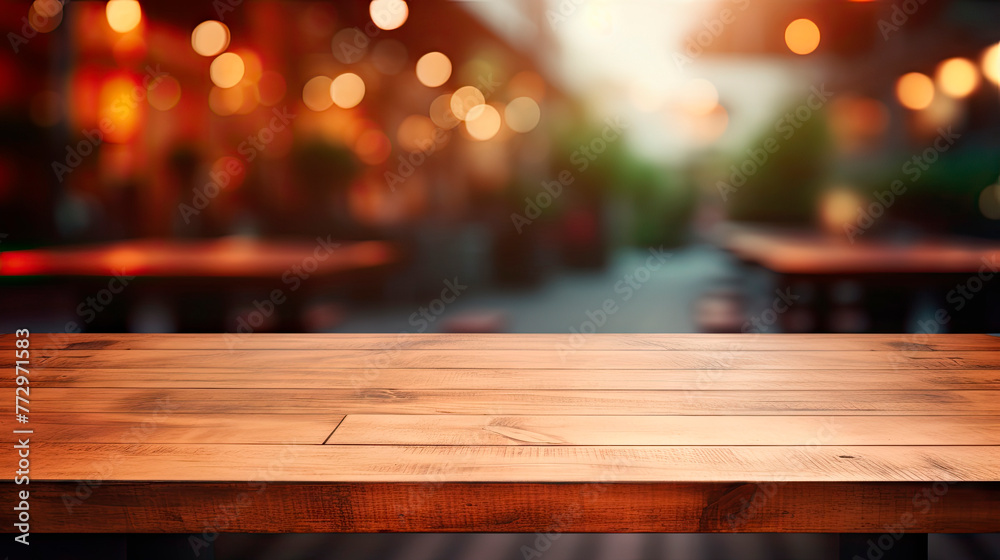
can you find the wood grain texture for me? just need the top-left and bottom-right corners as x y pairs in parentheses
(16, 444), (1000, 482)
(25, 349), (1000, 370)
(327, 415), (1000, 446)
(28, 388), (1000, 415)
(0, 413), (342, 444)
(1, 333), (998, 534)
(7, 481), (998, 533)
(7, 368), (999, 390)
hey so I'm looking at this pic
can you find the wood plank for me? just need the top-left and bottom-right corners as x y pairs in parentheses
(29, 388), (1000, 415)
(327, 415), (1000, 446)
(9, 481), (999, 533)
(24, 349), (1000, 370)
(8, 367), (999, 390)
(0, 413), (342, 444)
(15, 443), (1000, 482)
(9, 333), (1000, 351)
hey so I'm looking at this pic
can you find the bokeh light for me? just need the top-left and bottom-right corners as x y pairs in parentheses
(979, 184), (1000, 220)
(416, 52), (452, 88)
(191, 21), (230, 57)
(209, 85), (243, 116)
(105, 0), (142, 33)
(784, 19), (820, 55)
(981, 43), (999, 85)
(465, 104), (501, 141)
(28, 0), (63, 33)
(819, 187), (864, 236)
(680, 79), (719, 116)
(302, 75), (334, 111)
(330, 73), (365, 109)
(99, 73), (142, 143)
(429, 93), (460, 130)
(450, 86), (485, 120)
(397, 115), (438, 152)
(504, 97), (540, 133)
(147, 75), (181, 111)
(369, 0), (408, 31)
(233, 49), (263, 83)
(936, 58), (979, 98)
(508, 70), (546, 102)
(210, 52), (245, 89)
(896, 72), (935, 110)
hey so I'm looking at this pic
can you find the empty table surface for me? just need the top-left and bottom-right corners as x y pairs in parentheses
(1, 333), (998, 533)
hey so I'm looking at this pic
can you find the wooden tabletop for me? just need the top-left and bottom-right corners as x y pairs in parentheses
(0, 237), (397, 278)
(2, 333), (998, 534)
(715, 223), (1000, 275)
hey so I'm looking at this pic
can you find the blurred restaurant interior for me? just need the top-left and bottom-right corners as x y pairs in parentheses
(1, 0), (999, 337)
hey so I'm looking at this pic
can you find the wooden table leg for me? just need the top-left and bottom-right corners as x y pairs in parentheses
(839, 533), (927, 560)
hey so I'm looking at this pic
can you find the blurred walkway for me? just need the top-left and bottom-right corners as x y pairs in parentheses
(332, 244), (743, 334)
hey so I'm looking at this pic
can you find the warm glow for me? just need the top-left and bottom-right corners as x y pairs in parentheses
(209, 85), (243, 116)
(429, 93), (460, 130)
(819, 187), (863, 236)
(784, 18), (820, 55)
(29, 0), (63, 33)
(302, 76), (333, 111)
(330, 73), (365, 109)
(210, 52), (245, 89)
(354, 129), (391, 165)
(680, 78), (719, 116)
(258, 71), (286, 106)
(450, 86), (485, 121)
(106, 0), (142, 33)
(147, 75), (181, 111)
(936, 58), (979, 98)
(982, 43), (1000, 85)
(465, 104), (501, 141)
(416, 52), (452, 88)
(505, 97), (540, 133)
(369, 0), (408, 31)
(99, 73), (142, 142)
(234, 50), (263, 83)
(191, 21), (230, 57)
(397, 115), (438, 152)
(896, 72), (935, 110)
(508, 71), (546, 102)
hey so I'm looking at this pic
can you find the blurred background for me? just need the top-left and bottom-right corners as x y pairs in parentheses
(1, 0), (999, 336)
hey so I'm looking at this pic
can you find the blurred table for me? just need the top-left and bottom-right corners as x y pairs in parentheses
(0, 237), (400, 331)
(3, 333), (998, 559)
(714, 223), (1000, 332)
